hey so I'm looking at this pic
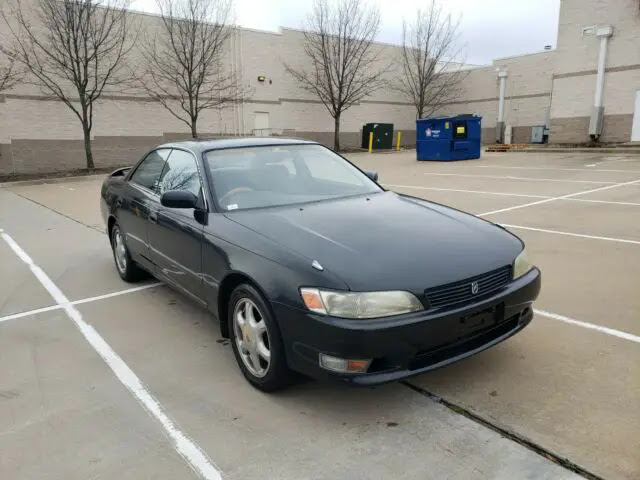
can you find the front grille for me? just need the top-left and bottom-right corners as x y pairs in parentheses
(425, 266), (512, 310)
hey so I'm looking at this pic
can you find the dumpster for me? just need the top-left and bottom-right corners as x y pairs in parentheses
(416, 115), (482, 161)
(362, 123), (394, 150)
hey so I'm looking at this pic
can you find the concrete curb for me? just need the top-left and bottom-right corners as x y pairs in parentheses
(0, 172), (109, 188)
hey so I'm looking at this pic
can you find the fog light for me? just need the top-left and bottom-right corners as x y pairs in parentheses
(319, 354), (371, 373)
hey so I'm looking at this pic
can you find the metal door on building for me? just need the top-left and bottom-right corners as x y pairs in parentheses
(632, 91), (640, 142)
(253, 112), (270, 136)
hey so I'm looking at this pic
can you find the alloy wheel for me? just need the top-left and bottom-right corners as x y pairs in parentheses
(233, 298), (271, 378)
(113, 228), (128, 274)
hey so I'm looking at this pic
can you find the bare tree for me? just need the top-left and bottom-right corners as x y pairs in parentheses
(397, 0), (466, 119)
(2, 0), (133, 169)
(285, 0), (386, 151)
(0, 53), (21, 92)
(140, 0), (241, 139)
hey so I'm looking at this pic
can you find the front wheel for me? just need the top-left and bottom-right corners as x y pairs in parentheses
(228, 283), (295, 391)
(110, 223), (145, 282)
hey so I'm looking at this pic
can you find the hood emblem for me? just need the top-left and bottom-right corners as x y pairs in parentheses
(311, 260), (324, 271)
(471, 281), (479, 295)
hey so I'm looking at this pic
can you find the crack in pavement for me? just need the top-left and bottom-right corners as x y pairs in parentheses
(401, 381), (604, 480)
(9, 190), (104, 234)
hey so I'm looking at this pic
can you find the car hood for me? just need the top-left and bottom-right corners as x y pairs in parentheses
(225, 191), (523, 292)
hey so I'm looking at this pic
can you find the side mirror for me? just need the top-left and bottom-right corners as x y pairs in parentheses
(160, 190), (198, 209)
(365, 170), (379, 182)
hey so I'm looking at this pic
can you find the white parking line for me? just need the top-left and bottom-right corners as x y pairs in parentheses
(0, 283), (163, 324)
(567, 198), (640, 207)
(535, 309), (640, 344)
(589, 156), (639, 166)
(387, 184), (640, 206)
(71, 282), (162, 306)
(501, 224), (640, 245)
(478, 178), (640, 216)
(0, 231), (222, 480)
(468, 164), (640, 173)
(0, 304), (62, 324)
(423, 172), (616, 184)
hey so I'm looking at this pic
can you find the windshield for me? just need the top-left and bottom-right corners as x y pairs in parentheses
(205, 144), (382, 211)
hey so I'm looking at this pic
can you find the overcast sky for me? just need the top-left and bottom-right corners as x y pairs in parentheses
(130, 0), (561, 65)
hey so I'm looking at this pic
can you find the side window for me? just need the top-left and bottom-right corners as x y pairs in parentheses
(158, 149), (202, 198)
(130, 149), (171, 193)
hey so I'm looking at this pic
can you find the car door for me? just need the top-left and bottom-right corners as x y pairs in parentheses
(118, 148), (171, 271)
(149, 148), (206, 302)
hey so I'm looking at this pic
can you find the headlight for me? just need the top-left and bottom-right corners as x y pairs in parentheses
(300, 288), (423, 319)
(513, 248), (533, 279)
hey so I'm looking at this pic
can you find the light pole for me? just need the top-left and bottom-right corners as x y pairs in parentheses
(496, 69), (508, 143)
(582, 25), (614, 141)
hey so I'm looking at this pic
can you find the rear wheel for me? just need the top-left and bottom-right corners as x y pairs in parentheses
(228, 283), (295, 391)
(110, 223), (145, 282)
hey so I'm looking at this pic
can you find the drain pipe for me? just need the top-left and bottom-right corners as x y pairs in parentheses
(583, 25), (614, 141)
(496, 69), (508, 143)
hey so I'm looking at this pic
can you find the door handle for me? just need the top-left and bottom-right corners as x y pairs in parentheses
(149, 211), (158, 223)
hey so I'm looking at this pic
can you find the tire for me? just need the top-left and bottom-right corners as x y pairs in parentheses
(228, 283), (295, 392)
(110, 223), (146, 282)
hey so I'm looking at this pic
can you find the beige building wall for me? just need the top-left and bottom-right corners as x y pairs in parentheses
(550, 0), (640, 142)
(0, 7), (420, 174)
(235, 27), (417, 141)
(1, 0), (640, 174)
(436, 51), (554, 144)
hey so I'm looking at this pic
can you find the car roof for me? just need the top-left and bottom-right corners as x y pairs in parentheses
(157, 137), (318, 153)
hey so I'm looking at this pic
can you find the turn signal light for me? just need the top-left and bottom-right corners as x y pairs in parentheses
(300, 288), (326, 314)
(319, 354), (371, 373)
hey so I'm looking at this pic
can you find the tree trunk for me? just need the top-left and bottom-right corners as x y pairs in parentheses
(82, 122), (94, 170)
(191, 117), (198, 139)
(333, 114), (341, 151)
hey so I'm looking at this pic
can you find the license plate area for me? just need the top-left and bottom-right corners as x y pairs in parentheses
(459, 303), (504, 334)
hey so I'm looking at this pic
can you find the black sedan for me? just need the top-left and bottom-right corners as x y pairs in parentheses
(101, 138), (541, 391)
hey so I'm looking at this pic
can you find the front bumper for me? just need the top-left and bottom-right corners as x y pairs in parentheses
(273, 268), (541, 385)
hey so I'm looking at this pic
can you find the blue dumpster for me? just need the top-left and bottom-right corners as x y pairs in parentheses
(416, 114), (482, 161)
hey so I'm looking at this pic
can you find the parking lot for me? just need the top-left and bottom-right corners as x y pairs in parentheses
(0, 149), (638, 480)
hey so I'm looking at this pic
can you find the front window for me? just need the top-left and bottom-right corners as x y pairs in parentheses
(205, 144), (382, 211)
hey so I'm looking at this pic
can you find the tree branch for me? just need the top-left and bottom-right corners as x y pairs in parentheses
(1, 0), (135, 168)
(283, 0), (385, 150)
(139, 0), (247, 138)
(0, 52), (22, 91)
(395, 0), (467, 118)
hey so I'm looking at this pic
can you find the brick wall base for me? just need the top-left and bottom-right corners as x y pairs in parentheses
(0, 130), (420, 176)
(512, 126), (534, 144)
(550, 115), (633, 143)
(482, 127), (496, 144)
(481, 126), (538, 145)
